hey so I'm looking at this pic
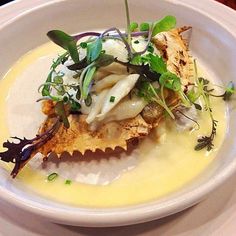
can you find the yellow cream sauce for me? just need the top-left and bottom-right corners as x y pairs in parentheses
(0, 43), (227, 207)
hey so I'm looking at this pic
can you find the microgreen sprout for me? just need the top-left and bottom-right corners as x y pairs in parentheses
(65, 179), (72, 185)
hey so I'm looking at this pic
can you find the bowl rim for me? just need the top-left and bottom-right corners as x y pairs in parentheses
(0, 0), (236, 227)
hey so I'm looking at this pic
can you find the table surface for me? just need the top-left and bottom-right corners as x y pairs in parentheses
(0, 0), (236, 235)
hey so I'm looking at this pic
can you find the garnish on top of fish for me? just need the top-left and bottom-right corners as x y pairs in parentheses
(0, 1), (234, 178)
(37, 26), (191, 156)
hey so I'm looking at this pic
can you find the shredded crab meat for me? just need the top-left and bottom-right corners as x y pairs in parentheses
(92, 74), (127, 93)
(102, 96), (147, 123)
(96, 74), (140, 119)
(86, 89), (108, 124)
(100, 62), (128, 75)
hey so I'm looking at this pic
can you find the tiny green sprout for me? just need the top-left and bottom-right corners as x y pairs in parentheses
(53, 76), (63, 84)
(65, 179), (72, 185)
(47, 172), (58, 182)
(80, 42), (87, 48)
(140, 22), (150, 32)
(148, 54), (167, 74)
(152, 15), (177, 36)
(47, 30), (79, 63)
(223, 81), (235, 101)
(130, 22), (138, 32)
(159, 72), (181, 92)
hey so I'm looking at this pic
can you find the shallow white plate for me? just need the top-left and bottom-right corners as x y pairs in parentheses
(0, 0), (236, 227)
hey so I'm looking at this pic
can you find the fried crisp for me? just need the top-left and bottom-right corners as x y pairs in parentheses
(153, 27), (194, 85)
(38, 114), (152, 156)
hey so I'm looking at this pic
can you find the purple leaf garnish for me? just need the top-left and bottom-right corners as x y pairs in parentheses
(0, 119), (61, 178)
(101, 27), (133, 59)
(73, 31), (148, 42)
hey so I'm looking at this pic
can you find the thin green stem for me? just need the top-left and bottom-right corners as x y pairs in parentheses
(124, 0), (131, 45)
(149, 83), (175, 119)
(159, 85), (175, 119)
(79, 62), (96, 98)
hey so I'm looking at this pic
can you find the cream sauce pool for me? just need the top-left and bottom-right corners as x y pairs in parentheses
(0, 42), (227, 207)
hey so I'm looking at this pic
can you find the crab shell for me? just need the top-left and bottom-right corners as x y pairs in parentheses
(37, 27), (193, 157)
(37, 114), (152, 156)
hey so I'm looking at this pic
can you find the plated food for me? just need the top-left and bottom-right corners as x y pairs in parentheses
(0, 0), (234, 208)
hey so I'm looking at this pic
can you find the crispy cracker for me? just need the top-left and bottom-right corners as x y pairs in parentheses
(38, 114), (152, 156)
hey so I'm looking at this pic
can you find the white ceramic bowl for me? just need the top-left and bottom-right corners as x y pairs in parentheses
(0, 0), (236, 227)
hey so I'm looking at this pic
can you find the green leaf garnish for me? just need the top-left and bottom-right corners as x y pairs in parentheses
(159, 71), (181, 92)
(130, 55), (142, 65)
(140, 22), (150, 31)
(130, 22), (138, 32)
(87, 38), (102, 63)
(148, 54), (167, 74)
(47, 30), (79, 63)
(152, 15), (176, 36)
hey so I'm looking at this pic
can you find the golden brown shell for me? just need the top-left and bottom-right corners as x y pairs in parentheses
(37, 114), (152, 156)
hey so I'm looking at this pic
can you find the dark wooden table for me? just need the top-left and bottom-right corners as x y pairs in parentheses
(217, 0), (236, 9)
